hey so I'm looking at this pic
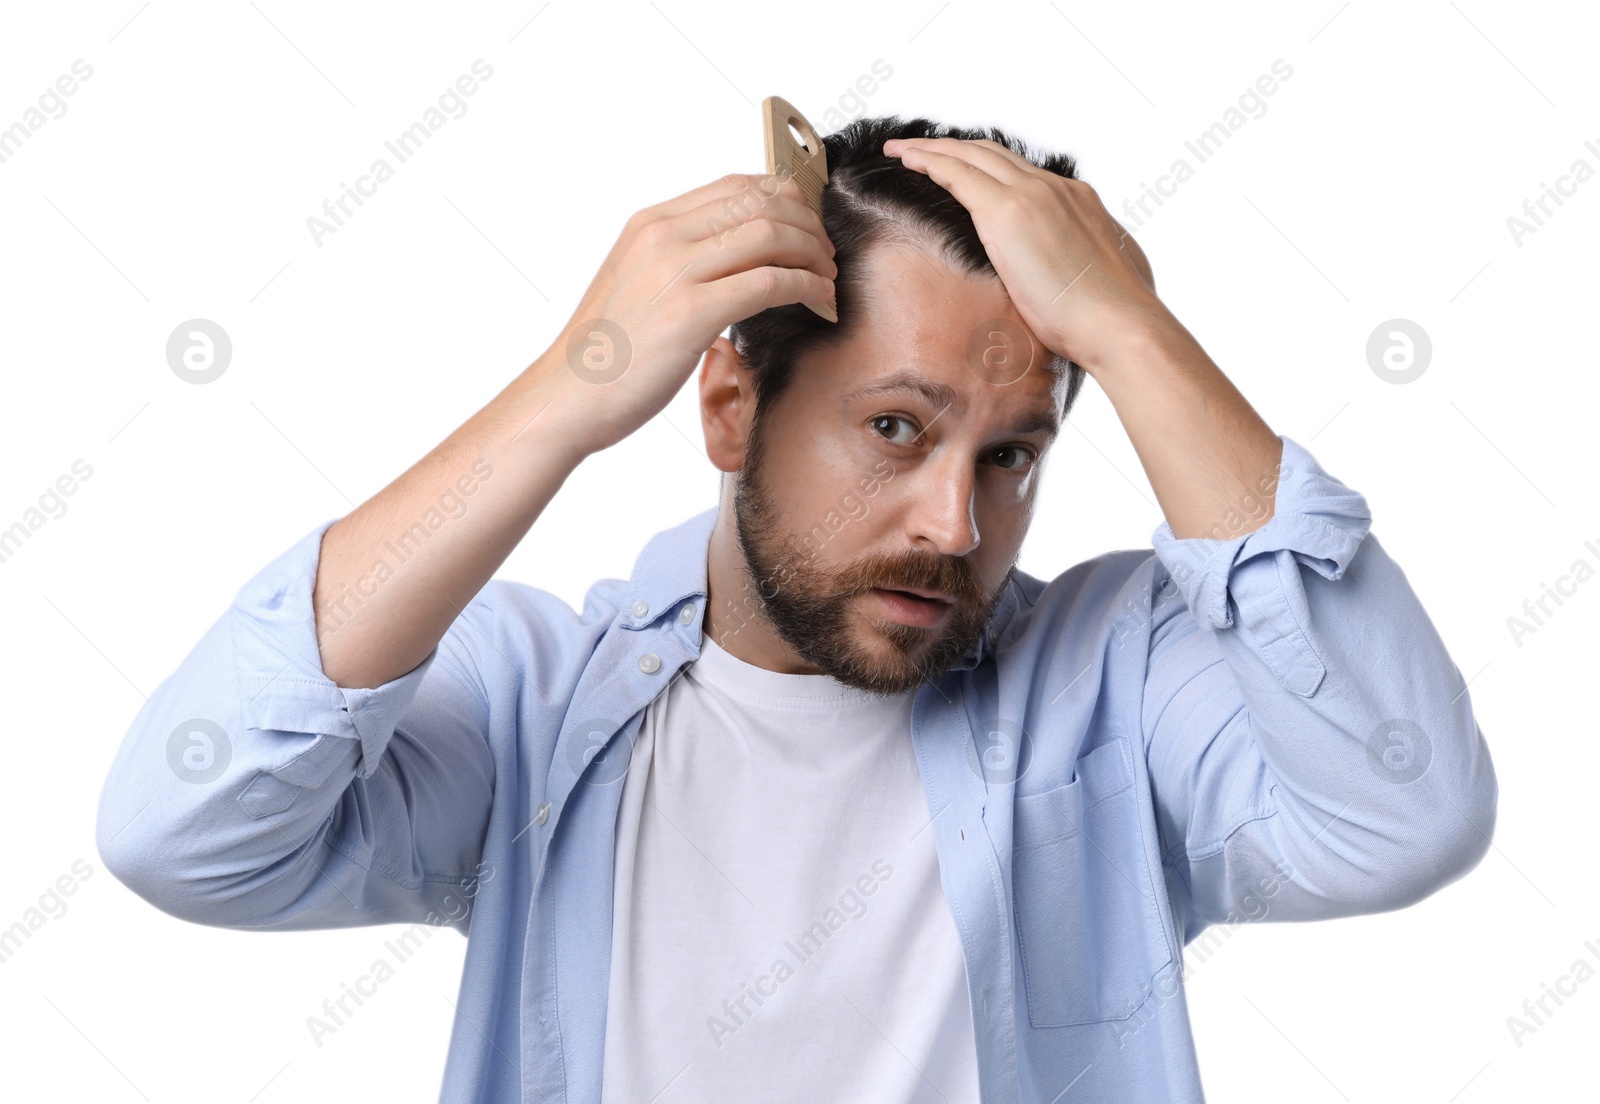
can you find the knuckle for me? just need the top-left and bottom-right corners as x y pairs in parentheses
(715, 193), (752, 225)
(1022, 178), (1056, 204)
(633, 218), (671, 250)
(748, 217), (780, 245)
(996, 193), (1030, 222)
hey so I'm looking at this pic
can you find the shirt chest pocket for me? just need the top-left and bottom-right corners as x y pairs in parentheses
(1011, 738), (1174, 1028)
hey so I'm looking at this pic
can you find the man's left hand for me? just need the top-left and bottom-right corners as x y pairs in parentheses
(883, 135), (1168, 375)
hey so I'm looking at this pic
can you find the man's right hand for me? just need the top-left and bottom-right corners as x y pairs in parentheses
(535, 171), (838, 457)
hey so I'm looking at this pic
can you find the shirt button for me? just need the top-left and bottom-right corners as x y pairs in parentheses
(678, 604), (696, 624)
(639, 653), (661, 674)
(631, 600), (649, 618)
(534, 801), (550, 825)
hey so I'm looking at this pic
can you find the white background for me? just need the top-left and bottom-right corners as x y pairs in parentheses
(1, 1), (1593, 1101)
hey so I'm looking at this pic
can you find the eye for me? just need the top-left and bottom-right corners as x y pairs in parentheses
(869, 414), (919, 445)
(871, 415), (1037, 475)
(990, 445), (1037, 474)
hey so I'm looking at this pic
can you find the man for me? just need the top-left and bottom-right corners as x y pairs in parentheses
(96, 114), (1498, 1103)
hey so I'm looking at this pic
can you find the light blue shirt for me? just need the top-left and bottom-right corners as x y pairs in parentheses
(96, 433), (1498, 1102)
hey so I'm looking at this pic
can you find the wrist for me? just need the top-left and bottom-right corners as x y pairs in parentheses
(489, 353), (603, 466)
(1078, 305), (1192, 385)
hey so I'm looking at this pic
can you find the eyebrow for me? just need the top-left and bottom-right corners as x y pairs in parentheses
(842, 370), (1060, 442)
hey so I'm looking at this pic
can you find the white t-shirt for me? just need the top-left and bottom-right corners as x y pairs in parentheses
(599, 632), (980, 1104)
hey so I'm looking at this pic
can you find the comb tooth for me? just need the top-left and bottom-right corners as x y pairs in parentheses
(782, 157), (825, 207)
(783, 165), (816, 189)
(792, 165), (822, 191)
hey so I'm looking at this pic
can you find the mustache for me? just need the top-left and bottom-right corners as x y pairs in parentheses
(844, 551), (984, 603)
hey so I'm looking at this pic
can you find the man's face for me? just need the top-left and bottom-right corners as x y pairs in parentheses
(723, 240), (1068, 697)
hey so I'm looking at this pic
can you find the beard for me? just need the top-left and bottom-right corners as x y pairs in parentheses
(730, 412), (1010, 698)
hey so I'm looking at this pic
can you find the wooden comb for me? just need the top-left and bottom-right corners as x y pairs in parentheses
(762, 95), (837, 323)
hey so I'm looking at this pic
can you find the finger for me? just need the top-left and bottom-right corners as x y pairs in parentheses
(885, 136), (1033, 187)
(700, 263), (835, 321)
(684, 216), (838, 287)
(676, 186), (832, 256)
(642, 171), (818, 228)
(884, 140), (1011, 209)
(962, 137), (1049, 180)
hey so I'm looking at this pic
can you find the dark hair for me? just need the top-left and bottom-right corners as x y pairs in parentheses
(728, 113), (1088, 429)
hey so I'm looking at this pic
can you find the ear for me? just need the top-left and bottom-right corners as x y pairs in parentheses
(699, 335), (752, 474)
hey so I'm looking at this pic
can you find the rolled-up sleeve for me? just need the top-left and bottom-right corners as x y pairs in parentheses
(95, 517), (495, 932)
(1140, 434), (1498, 943)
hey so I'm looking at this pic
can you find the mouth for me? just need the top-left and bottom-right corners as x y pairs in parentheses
(868, 587), (954, 628)
(883, 585), (953, 604)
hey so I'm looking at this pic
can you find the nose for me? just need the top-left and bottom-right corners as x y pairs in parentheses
(905, 452), (980, 558)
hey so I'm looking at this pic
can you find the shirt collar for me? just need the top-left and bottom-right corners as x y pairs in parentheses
(619, 506), (719, 631)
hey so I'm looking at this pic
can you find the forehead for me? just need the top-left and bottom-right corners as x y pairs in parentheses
(815, 239), (1066, 418)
